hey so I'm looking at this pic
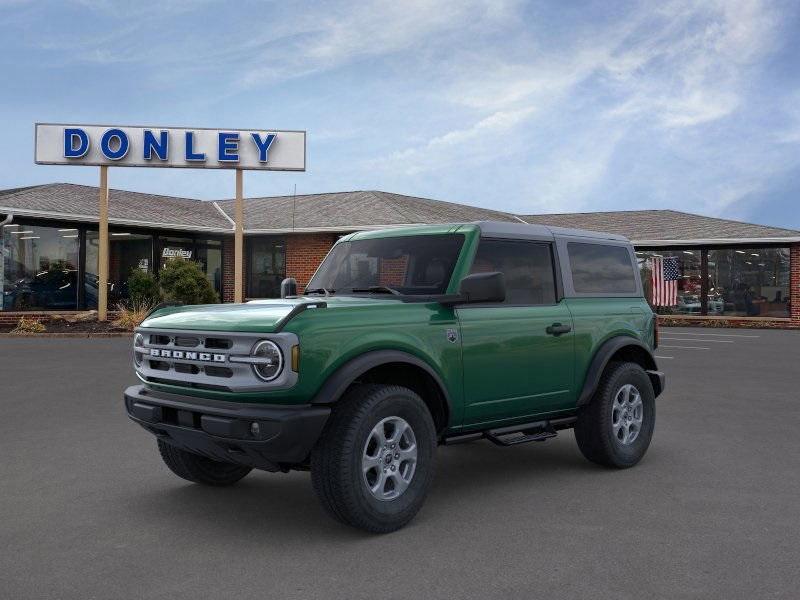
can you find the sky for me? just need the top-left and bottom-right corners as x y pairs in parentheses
(1, 0), (799, 228)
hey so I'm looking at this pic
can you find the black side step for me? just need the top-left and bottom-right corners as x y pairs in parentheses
(485, 420), (557, 446)
(442, 416), (577, 447)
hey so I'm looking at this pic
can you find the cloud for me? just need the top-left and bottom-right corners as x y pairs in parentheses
(238, 0), (521, 88)
(379, 106), (536, 175)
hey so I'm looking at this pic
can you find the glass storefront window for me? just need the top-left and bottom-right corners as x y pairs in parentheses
(196, 240), (223, 296)
(637, 249), (702, 314)
(85, 230), (153, 308)
(247, 237), (285, 298)
(159, 236), (195, 271)
(707, 248), (790, 318)
(1, 224), (80, 310)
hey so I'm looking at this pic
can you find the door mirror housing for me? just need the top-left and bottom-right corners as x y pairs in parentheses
(280, 277), (298, 298)
(457, 271), (506, 304)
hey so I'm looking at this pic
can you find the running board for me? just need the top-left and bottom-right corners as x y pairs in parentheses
(442, 417), (576, 447)
(485, 421), (557, 446)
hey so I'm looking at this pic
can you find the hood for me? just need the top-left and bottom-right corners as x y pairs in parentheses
(140, 295), (402, 333)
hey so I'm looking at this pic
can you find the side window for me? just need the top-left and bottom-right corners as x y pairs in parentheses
(469, 239), (556, 305)
(567, 242), (637, 294)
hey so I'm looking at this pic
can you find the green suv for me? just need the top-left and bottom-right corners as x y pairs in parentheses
(125, 221), (665, 532)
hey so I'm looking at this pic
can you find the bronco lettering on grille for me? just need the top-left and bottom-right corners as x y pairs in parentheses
(149, 349), (226, 362)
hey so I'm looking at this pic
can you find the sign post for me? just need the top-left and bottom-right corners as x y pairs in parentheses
(98, 166), (109, 320)
(34, 123), (306, 319)
(235, 169), (244, 303)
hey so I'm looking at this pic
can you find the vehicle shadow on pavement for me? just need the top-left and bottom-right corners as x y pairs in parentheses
(430, 437), (594, 496)
(126, 436), (596, 540)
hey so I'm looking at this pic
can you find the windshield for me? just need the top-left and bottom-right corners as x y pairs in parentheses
(307, 234), (465, 296)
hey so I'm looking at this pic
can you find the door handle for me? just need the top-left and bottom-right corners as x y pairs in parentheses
(546, 322), (571, 336)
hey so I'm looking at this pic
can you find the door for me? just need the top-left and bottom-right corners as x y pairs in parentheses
(458, 239), (575, 427)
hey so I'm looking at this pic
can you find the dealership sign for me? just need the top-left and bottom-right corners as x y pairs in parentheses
(34, 123), (306, 171)
(162, 247), (192, 260)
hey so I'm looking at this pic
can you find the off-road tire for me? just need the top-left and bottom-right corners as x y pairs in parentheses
(574, 361), (656, 468)
(157, 439), (252, 486)
(311, 384), (437, 533)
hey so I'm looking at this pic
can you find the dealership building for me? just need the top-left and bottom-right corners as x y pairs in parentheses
(1, 182), (798, 328)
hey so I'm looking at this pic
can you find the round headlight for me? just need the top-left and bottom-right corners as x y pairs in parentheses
(133, 333), (145, 366)
(251, 340), (283, 382)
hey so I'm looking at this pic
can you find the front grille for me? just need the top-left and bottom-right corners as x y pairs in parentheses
(175, 363), (200, 375)
(134, 327), (298, 393)
(143, 375), (232, 392)
(205, 337), (232, 349)
(204, 366), (233, 378)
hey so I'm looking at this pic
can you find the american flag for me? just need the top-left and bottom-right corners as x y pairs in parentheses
(651, 256), (679, 306)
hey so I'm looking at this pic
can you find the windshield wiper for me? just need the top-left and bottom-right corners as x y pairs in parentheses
(304, 287), (334, 296)
(349, 285), (402, 295)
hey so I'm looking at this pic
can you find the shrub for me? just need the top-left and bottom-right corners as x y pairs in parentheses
(159, 259), (219, 305)
(128, 269), (161, 305)
(113, 300), (156, 331)
(11, 316), (46, 334)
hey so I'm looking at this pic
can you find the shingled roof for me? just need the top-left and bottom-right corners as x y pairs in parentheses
(520, 209), (800, 244)
(0, 183), (231, 232)
(2, 183), (798, 243)
(215, 190), (521, 231)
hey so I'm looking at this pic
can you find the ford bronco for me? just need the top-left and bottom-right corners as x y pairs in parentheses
(125, 221), (665, 533)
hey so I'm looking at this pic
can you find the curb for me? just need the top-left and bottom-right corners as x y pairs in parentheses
(0, 332), (133, 338)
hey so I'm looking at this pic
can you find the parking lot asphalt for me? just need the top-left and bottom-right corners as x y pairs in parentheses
(1, 327), (799, 600)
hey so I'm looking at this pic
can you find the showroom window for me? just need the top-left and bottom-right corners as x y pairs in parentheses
(1, 223), (80, 311)
(637, 249), (703, 315)
(196, 240), (223, 297)
(157, 236), (224, 298)
(638, 247), (790, 318)
(85, 230), (154, 308)
(707, 248), (790, 318)
(247, 237), (286, 298)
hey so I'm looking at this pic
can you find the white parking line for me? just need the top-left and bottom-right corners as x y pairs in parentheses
(660, 337), (733, 343)
(659, 345), (710, 350)
(655, 355), (674, 359)
(664, 332), (759, 338)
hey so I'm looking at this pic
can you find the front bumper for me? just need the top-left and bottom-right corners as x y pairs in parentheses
(124, 385), (330, 471)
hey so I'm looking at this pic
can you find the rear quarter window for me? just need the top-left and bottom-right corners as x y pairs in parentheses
(567, 242), (637, 294)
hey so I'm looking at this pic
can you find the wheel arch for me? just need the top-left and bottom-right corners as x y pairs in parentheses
(578, 336), (662, 406)
(311, 350), (452, 432)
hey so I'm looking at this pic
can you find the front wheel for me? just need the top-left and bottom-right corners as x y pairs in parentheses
(311, 384), (437, 533)
(574, 361), (656, 468)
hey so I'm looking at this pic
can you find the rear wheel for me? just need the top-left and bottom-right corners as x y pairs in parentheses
(574, 361), (656, 468)
(157, 439), (252, 486)
(311, 384), (437, 533)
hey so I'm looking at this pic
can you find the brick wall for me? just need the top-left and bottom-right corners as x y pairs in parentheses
(222, 237), (235, 303)
(286, 233), (338, 293)
(791, 243), (800, 324)
(379, 256), (409, 287)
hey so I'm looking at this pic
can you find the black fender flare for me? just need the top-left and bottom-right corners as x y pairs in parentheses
(310, 349), (452, 414)
(577, 337), (663, 406)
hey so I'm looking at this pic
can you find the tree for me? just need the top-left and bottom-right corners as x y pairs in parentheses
(158, 259), (219, 305)
(127, 269), (161, 306)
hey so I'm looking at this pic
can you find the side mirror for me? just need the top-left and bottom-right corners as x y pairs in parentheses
(458, 271), (505, 304)
(280, 277), (298, 298)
